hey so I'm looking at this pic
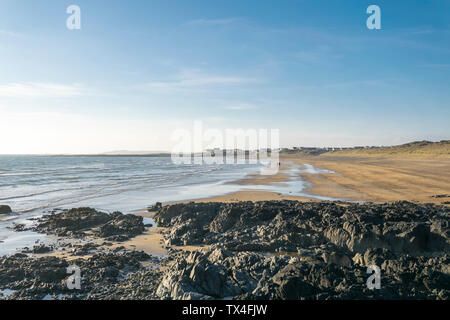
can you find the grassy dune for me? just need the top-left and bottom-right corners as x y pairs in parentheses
(324, 140), (450, 158)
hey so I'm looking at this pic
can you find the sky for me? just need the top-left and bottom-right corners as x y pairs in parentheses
(0, 0), (449, 154)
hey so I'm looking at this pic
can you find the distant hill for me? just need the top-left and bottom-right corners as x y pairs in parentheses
(323, 140), (450, 158)
(102, 150), (169, 155)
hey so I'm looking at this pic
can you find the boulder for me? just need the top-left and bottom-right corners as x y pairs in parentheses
(0, 205), (12, 215)
(147, 202), (162, 212)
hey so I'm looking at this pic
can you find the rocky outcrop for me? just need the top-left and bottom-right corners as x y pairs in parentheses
(153, 201), (449, 300)
(156, 247), (286, 300)
(157, 246), (449, 300)
(147, 202), (162, 212)
(2, 200), (449, 300)
(33, 207), (145, 241)
(96, 212), (145, 241)
(154, 201), (449, 255)
(0, 205), (12, 215)
(0, 251), (161, 300)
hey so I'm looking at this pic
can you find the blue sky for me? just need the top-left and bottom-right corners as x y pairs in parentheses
(0, 0), (449, 153)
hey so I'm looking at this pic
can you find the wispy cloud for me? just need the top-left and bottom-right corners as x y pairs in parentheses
(224, 103), (259, 111)
(0, 29), (23, 37)
(407, 26), (436, 35)
(295, 46), (344, 64)
(0, 82), (86, 98)
(185, 18), (242, 26)
(421, 63), (450, 69)
(141, 69), (260, 93)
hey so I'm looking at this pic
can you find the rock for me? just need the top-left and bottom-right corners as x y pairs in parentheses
(33, 207), (111, 237)
(154, 200), (449, 256)
(156, 247), (277, 300)
(96, 212), (145, 241)
(322, 251), (352, 267)
(0, 250), (160, 300)
(9, 223), (27, 232)
(153, 200), (449, 300)
(2, 200), (449, 300)
(32, 208), (145, 241)
(0, 205), (12, 215)
(148, 202), (162, 212)
(277, 277), (315, 300)
(32, 244), (53, 254)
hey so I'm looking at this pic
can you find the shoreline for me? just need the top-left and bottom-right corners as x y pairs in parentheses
(170, 160), (339, 204)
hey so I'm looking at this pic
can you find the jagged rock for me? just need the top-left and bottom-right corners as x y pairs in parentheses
(155, 201), (449, 255)
(0, 250), (159, 300)
(147, 202), (162, 212)
(0, 205), (12, 215)
(32, 244), (53, 254)
(33, 207), (111, 237)
(32, 208), (145, 241)
(153, 201), (449, 300)
(96, 212), (144, 241)
(3, 200), (449, 300)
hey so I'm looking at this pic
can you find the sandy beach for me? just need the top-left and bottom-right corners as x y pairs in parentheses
(191, 155), (450, 205)
(286, 155), (450, 204)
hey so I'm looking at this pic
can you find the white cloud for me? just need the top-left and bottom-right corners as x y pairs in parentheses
(0, 29), (23, 37)
(141, 69), (260, 93)
(185, 18), (242, 26)
(0, 82), (85, 98)
(323, 79), (390, 89)
(224, 103), (259, 110)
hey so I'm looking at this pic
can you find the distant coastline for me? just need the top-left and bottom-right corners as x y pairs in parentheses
(1, 139), (448, 158)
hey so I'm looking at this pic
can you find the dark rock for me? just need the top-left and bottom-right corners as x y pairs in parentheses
(148, 202), (162, 212)
(0, 205), (12, 214)
(33, 207), (111, 237)
(32, 208), (145, 241)
(2, 200), (449, 300)
(97, 212), (144, 241)
(32, 245), (53, 254)
(155, 201), (449, 256)
(0, 250), (159, 300)
(9, 223), (27, 232)
(153, 200), (449, 300)
(277, 277), (315, 300)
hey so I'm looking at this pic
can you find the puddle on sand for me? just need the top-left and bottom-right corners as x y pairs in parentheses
(230, 162), (339, 201)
